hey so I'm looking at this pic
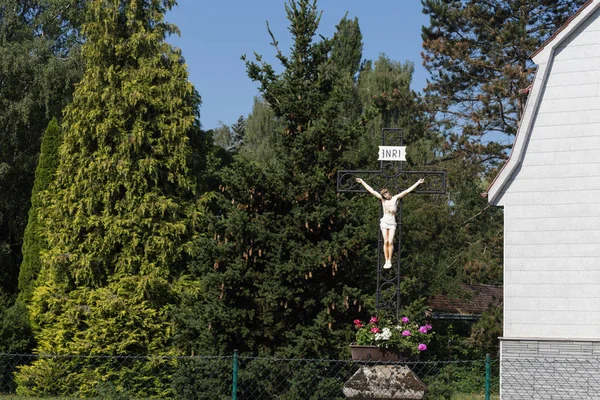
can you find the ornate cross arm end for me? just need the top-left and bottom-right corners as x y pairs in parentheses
(403, 171), (447, 195)
(337, 170), (383, 192)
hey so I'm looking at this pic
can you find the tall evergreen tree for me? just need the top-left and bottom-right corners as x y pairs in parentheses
(230, 115), (246, 151)
(241, 15), (362, 168)
(0, 0), (83, 296)
(421, 0), (587, 177)
(176, 0), (375, 359)
(213, 116), (246, 153)
(16, 0), (206, 396)
(331, 15), (362, 78)
(19, 117), (62, 304)
(5, 118), (64, 355)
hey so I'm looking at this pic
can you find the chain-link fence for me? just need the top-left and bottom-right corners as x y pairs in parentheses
(236, 355), (499, 400)
(501, 357), (600, 399)
(0, 352), (499, 399)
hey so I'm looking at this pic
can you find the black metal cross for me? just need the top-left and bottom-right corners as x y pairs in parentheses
(337, 128), (446, 317)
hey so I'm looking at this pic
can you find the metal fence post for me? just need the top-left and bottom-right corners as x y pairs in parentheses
(232, 349), (239, 400)
(485, 353), (491, 400)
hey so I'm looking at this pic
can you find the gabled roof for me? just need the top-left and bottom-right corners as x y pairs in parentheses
(487, 0), (600, 205)
(531, 0), (594, 59)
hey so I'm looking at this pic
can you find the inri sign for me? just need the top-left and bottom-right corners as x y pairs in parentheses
(378, 146), (406, 161)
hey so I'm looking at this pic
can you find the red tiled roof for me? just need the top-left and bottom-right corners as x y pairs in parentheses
(428, 283), (502, 316)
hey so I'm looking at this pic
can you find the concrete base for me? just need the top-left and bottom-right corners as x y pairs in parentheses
(343, 365), (426, 399)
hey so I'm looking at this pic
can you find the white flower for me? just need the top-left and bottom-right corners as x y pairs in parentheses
(375, 327), (392, 341)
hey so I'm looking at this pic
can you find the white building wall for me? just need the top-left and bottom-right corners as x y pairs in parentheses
(497, 7), (600, 339)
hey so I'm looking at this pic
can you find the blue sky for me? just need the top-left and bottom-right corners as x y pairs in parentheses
(166, 1), (430, 130)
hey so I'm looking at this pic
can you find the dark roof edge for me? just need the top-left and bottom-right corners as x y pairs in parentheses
(432, 313), (482, 321)
(530, 0), (594, 59)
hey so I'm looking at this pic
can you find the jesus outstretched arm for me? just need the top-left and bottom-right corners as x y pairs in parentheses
(355, 178), (382, 200)
(392, 179), (425, 202)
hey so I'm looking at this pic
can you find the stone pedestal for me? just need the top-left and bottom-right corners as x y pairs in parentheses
(343, 365), (426, 399)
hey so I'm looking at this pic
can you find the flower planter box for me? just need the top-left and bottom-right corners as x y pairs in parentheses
(349, 344), (401, 361)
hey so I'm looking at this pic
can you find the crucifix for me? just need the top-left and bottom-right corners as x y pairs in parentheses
(337, 128), (446, 317)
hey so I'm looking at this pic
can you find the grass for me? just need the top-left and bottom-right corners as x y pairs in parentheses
(0, 395), (92, 400)
(0, 397), (77, 399)
(0, 394), (501, 399)
(452, 394), (500, 400)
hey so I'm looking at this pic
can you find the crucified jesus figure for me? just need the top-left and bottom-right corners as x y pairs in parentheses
(355, 178), (425, 269)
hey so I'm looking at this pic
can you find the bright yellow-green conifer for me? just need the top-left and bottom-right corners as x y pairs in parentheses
(16, 0), (205, 397)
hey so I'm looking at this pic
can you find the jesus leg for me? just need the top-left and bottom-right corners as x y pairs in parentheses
(381, 227), (391, 268)
(383, 228), (396, 269)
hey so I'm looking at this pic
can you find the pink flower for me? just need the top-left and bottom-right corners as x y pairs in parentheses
(355, 323), (363, 329)
(418, 343), (427, 351)
(370, 316), (378, 324)
(419, 326), (428, 334)
(425, 324), (432, 332)
(371, 327), (380, 334)
(353, 319), (362, 325)
(402, 330), (411, 336)
(401, 317), (410, 323)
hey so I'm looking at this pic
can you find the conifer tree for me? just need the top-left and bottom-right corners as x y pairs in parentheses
(19, 117), (62, 304)
(16, 0), (205, 396)
(176, 0), (375, 359)
(244, 0), (374, 357)
(421, 0), (587, 177)
(213, 116), (246, 153)
(241, 15), (362, 168)
(4, 118), (64, 356)
(230, 115), (246, 151)
(331, 15), (363, 78)
(0, 0), (83, 296)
